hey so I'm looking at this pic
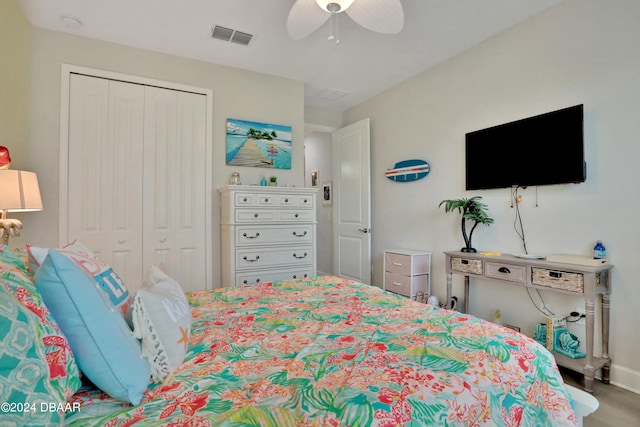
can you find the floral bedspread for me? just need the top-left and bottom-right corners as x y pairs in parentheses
(64, 276), (577, 426)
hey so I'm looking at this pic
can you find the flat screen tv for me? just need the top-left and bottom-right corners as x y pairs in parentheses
(465, 104), (585, 190)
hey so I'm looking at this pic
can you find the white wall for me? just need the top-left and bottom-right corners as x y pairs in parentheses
(21, 28), (305, 289)
(344, 0), (640, 393)
(0, 1), (30, 168)
(304, 131), (332, 275)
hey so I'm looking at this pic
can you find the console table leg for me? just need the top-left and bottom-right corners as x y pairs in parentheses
(584, 299), (595, 393)
(463, 275), (469, 313)
(602, 292), (611, 384)
(446, 272), (452, 310)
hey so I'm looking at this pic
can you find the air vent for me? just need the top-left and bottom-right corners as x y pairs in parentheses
(315, 88), (349, 100)
(211, 25), (253, 46)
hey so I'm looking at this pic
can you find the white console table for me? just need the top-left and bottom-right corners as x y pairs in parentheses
(444, 251), (612, 393)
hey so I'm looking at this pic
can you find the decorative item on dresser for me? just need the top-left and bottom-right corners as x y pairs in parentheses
(383, 249), (431, 299)
(219, 185), (318, 286)
(444, 250), (612, 393)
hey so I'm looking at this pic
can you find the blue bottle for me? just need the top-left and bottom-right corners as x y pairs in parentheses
(593, 241), (606, 259)
(260, 176), (267, 186)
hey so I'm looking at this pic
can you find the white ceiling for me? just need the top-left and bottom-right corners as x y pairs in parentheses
(17, 0), (561, 112)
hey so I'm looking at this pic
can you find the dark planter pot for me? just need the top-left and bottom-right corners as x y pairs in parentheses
(461, 247), (477, 253)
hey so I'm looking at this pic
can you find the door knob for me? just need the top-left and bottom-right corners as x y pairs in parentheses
(357, 228), (371, 234)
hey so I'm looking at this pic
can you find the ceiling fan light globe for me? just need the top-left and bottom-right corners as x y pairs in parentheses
(315, 0), (355, 13)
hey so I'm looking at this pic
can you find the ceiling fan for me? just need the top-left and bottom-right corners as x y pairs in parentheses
(287, 0), (404, 41)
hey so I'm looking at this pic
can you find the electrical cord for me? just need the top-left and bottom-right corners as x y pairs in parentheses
(526, 286), (555, 316)
(512, 186), (528, 254)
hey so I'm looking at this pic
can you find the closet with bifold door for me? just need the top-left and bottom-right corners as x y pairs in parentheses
(65, 72), (208, 292)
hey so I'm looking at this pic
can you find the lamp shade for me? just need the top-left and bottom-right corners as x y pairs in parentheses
(0, 170), (43, 212)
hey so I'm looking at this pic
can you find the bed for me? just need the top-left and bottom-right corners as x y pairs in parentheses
(0, 243), (576, 426)
(59, 275), (577, 426)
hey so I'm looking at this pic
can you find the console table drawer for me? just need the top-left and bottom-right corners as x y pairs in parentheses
(485, 263), (527, 284)
(532, 268), (584, 293)
(451, 257), (483, 275)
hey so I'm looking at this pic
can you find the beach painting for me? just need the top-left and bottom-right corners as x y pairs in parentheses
(226, 118), (292, 169)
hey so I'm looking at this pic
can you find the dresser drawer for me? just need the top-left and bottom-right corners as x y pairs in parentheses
(236, 268), (313, 286)
(385, 251), (430, 275)
(235, 224), (313, 246)
(236, 246), (314, 270)
(485, 262), (527, 284)
(276, 194), (314, 208)
(384, 272), (429, 298)
(235, 209), (314, 223)
(234, 193), (277, 206)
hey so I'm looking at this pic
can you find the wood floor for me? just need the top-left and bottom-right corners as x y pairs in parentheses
(561, 368), (640, 426)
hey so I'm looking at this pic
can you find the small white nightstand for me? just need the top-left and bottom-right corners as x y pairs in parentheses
(383, 249), (431, 298)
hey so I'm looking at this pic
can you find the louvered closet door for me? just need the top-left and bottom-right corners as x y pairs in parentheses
(68, 75), (145, 287)
(142, 87), (207, 292)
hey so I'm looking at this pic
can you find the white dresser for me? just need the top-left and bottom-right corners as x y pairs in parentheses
(383, 249), (431, 298)
(219, 185), (318, 286)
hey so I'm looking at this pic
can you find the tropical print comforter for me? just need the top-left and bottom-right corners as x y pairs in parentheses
(64, 276), (577, 426)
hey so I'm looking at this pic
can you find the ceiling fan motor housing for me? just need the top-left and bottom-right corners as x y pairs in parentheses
(316, 0), (355, 13)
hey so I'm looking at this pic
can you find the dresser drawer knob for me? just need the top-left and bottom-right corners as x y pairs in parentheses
(243, 255), (260, 262)
(293, 231), (307, 237)
(254, 213), (259, 218)
(284, 198), (289, 202)
(243, 232), (260, 239)
(293, 252), (308, 259)
(498, 267), (511, 274)
(264, 198), (269, 202)
(294, 213), (299, 218)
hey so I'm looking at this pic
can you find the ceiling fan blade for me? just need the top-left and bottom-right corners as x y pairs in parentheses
(287, 0), (331, 40)
(346, 0), (404, 34)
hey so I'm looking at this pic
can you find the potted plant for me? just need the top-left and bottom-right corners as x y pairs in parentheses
(269, 176), (278, 186)
(439, 196), (494, 253)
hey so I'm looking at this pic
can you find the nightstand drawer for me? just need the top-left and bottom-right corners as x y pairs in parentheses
(385, 252), (430, 275)
(485, 262), (527, 284)
(384, 272), (429, 298)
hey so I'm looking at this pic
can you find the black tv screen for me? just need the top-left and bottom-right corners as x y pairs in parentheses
(465, 104), (585, 190)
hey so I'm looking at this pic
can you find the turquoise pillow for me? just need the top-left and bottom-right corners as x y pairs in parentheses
(35, 250), (150, 404)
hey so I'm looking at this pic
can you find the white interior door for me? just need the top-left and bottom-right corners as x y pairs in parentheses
(142, 87), (207, 292)
(68, 74), (145, 288)
(331, 118), (371, 284)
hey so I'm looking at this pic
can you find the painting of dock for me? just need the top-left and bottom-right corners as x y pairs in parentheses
(226, 118), (292, 169)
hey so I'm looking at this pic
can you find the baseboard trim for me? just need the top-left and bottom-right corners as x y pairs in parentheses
(316, 270), (329, 277)
(609, 364), (640, 394)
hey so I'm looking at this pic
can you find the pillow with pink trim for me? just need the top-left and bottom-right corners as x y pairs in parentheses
(29, 240), (131, 316)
